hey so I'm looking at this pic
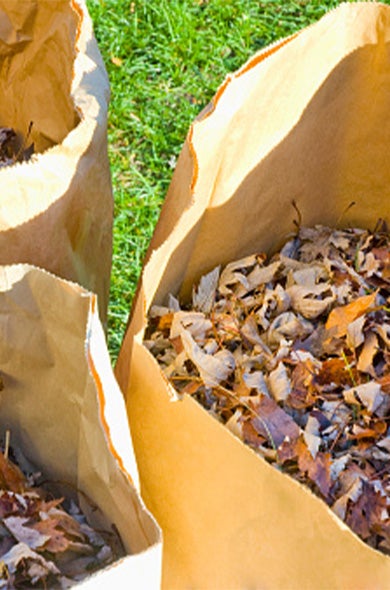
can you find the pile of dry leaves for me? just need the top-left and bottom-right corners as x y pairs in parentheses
(146, 224), (390, 554)
(0, 435), (122, 588)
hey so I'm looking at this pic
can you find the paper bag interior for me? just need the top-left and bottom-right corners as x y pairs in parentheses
(0, 0), (80, 152)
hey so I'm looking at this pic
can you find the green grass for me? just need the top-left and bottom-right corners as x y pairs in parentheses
(85, 0), (362, 360)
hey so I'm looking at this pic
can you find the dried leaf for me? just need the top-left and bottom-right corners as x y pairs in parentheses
(287, 284), (334, 320)
(250, 395), (300, 448)
(31, 518), (71, 554)
(332, 477), (363, 520)
(180, 328), (235, 387)
(330, 454), (350, 481)
(346, 481), (388, 540)
(303, 415), (322, 459)
(0, 449), (122, 587)
(0, 125), (34, 168)
(267, 312), (312, 346)
(225, 409), (244, 439)
(192, 266), (220, 313)
(317, 357), (353, 388)
(296, 439), (332, 498)
(170, 311), (212, 341)
(344, 382), (385, 414)
(346, 314), (366, 349)
(357, 332), (379, 377)
(303, 431), (321, 459)
(377, 437), (390, 452)
(288, 360), (317, 409)
(0, 452), (25, 494)
(377, 373), (390, 394)
(267, 362), (291, 402)
(219, 254), (259, 294)
(242, 371), (270, 396)
(4, 516), (50, 550)
(325, 292), (377, 338)
(1, 541), (59, 576)
(245, 261), (281, 292)
(241, 315), (267, 349)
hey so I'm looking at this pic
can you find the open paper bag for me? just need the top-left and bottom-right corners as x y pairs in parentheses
(0, 0), (112, 323)
(116, 3), (390, 588)
(0, 264), (161, 588)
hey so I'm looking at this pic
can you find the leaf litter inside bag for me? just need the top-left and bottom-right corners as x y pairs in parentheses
(146, 223), (390, 555)
(0, 435), (124, 588)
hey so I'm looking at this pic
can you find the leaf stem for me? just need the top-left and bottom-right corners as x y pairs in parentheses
(341, 350), (358, 387)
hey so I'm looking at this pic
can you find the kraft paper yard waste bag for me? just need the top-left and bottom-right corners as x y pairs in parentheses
(116, 3), (390, 589)
(0, 0), (112, 324)
(0, 264), (161, 588)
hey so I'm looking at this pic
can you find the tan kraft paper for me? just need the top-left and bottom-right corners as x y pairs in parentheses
(0, 0), (112, 324)
(0, 264), (161, 588)
(116, 3), (390, 589)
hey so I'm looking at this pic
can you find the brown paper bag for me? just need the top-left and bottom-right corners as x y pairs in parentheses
(0, 0), (112, 323)
(0, 264), (161, 588)
(116, 3), (390, 589)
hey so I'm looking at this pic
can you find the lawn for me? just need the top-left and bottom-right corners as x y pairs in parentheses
(85, 0), (361, 360)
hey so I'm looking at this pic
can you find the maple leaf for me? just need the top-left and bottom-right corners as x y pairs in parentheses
(31, 518), (71, 554)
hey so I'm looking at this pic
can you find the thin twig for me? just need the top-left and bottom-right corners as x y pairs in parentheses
(4, 430), (10, 461)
